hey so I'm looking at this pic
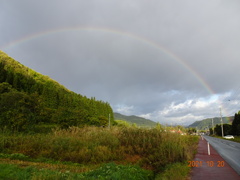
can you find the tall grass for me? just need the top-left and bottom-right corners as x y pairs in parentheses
(0, 126), (198, 174)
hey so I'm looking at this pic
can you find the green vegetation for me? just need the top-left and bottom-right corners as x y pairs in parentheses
(0, 51), (200, 179)
(232, 111), (240, 136)
(0, 126), (199, 179)
(209, 111), (240, 136)
(0, 51), (113, 132)
(188, 116), (234, 130)
(232, 136), (240, 143)
(210, 124), (232, 136)
(0, 162), (153, 180)
(114, 113), (157, 127)
(115, 119), (133, 127)
(155, 162), (191, 180)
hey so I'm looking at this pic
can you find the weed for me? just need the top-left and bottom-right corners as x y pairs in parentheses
(0, 126), (199, 176)
(0, 162), (153, 180)
(155, 162), (190, 180)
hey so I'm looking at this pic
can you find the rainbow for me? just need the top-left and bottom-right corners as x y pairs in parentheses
(0, 26), (232, 118)
(1, 26), (214, 93)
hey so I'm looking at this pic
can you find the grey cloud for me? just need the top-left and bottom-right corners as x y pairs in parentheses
(1, 0), (240, 125)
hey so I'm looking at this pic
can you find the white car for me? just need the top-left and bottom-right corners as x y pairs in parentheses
(223, 135), (234, 139)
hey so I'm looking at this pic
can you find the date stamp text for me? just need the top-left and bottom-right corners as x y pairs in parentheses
(188, 161), (225, 167)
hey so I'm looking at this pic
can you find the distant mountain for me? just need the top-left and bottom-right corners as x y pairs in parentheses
(114, 112), (157, 127)
(188, 116), (234, 130)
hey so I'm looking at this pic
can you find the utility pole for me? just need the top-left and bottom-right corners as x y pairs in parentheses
(212, 118), (214, 135)
(220, 108), (224, 137)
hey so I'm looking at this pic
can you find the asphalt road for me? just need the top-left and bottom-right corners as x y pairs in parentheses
(203, 135), (240, 175)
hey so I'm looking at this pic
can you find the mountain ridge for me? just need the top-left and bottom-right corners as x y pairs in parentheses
(188, 116), (234, 130)
(114, 112), (157, 127)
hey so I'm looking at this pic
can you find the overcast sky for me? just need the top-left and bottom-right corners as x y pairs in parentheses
(1, 0), (240, 126)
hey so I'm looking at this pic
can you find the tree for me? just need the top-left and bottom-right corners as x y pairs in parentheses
(215, 124), (232, 136)
(237, 124), (240, 136)
(0, 82), (13, 93)
(0, 91), (37, 131)
(223, 124), (232, 135)
(155, 123), (162, 131)
(187, 128), (196, 135)
(232, 111), (240, 135)
(0, 51), (114, 129)
(209, 128), (213, 135)
(215, 125), (222, 136)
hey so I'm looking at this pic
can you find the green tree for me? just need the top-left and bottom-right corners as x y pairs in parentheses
(232, 111), (240, 135)
(0, 91), (37, 131)
(237, 124), (240, 136)
(223, 124), (232, 135)
(187, 128), (196, 135)
(155, 123), (162, 131)
(0, 51), (114, 128)
(209, 128), (213, 135)
(215, 124), (232, 136)
(215, 125), (222, 136)
(0, 82), (13, 93)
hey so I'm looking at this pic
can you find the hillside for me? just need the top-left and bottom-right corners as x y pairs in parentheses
(188, 116), (234, 130)
(0, 51), (113, 131)
(114, 112), (157, 127)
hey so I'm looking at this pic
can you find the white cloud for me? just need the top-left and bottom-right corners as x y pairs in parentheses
(138, 94), (232, 125)
(115, 105), (135, 115)
(1, 0), (240, 126)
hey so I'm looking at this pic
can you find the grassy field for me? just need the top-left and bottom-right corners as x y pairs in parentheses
(0, 126), (199, 179)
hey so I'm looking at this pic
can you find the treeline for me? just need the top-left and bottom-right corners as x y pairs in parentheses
(0, 51), (113, 131)
(210, 111), (240, 136)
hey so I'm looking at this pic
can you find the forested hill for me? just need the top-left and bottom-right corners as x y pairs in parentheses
(114, 112), (157, 127)
(0, 51), (113, 131)
(188, 116), (234, 130)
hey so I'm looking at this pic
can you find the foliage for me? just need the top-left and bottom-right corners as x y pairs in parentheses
(0, 153), (29, 160)
(155, 162), (191, 180)
(115, 120), (132, 127)
(0, 51), (114, 131)
(114, 113), (157, 127)
(0, 163), (33, 180)
(188, 117), (234, 130)
(214, 124), (232, 136)
(187, 127), (197, 135)
(0, 90), (42, 131)
(0, 162), (153, 180)
(81, 162), (153, 180)
(232, 112), (240, 135)
(0, 126), (199, 175)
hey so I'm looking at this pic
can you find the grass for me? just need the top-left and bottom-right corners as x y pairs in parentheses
(0, 155), (93, 174)
(0, 126), (199, 179)
(231, 136), (240, 143)
(212, 135), (240, 143)
(0, 162), (153, 180)
(155, 162), (191, 180)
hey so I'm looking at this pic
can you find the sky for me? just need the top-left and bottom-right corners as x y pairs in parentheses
(1, 0), (240, 126)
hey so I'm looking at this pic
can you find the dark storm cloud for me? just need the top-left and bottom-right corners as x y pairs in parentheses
(1, 0), (240, 125)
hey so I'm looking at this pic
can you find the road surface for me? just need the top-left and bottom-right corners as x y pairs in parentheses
(203, 135), (240, 175)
